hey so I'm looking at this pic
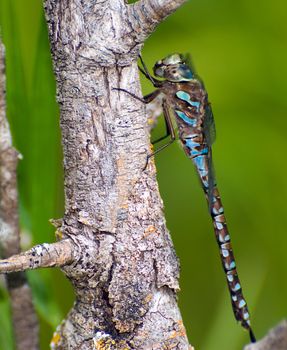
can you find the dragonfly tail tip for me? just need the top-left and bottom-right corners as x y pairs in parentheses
(249, 328), (256, 343)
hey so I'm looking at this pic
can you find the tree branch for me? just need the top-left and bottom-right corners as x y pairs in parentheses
(244, 321), (287, 350)
(130, 0), (188, 40)
(1, 0), (193, 347)
(42, 1), (192, 348)
(0, 38), (39, 350)
(0, 240), (74, 273)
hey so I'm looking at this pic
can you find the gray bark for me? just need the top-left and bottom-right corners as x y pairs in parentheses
(2, 0), (194, 349)
(43, 0), (191, 348)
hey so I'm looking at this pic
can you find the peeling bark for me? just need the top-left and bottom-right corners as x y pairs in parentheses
(0, 39), (39, 350)
(0, 0), (196, 348)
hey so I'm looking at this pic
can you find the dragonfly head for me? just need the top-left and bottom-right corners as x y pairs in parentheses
(153, 53), (194, 82)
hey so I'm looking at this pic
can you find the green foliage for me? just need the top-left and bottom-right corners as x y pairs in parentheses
(1, 0), (287, 349)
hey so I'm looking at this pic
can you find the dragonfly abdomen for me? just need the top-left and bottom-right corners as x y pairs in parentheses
(211, 190), (252, 330)
(179, 129), (253, 331)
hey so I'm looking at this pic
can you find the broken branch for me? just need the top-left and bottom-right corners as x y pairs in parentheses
(0, 239), (74, 273)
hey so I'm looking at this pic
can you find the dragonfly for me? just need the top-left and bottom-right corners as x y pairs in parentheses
(114, 53), (256, 343)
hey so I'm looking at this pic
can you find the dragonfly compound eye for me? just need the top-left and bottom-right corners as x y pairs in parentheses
(178, 65), (194, 80)
(153, 64), (165, 77)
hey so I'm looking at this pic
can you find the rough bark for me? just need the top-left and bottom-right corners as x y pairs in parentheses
(1, 0), (196, 349)
(43, 0), (191, 348)
(244, 321), (287, 350)
(0, 39), (39, 350)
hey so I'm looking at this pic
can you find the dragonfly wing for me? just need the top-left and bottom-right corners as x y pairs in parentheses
(203, 103), (216, 211)
(146, 92), (164, 131)
(203, 102), (216, 146)
(181, 53), (196, 71)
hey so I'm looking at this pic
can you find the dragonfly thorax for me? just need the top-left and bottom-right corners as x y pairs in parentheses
(153, 53), (194, 82)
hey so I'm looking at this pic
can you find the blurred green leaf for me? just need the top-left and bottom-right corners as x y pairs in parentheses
(0, 286), (13, 350)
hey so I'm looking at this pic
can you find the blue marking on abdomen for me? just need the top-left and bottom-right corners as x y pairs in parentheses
(191, 147), (208, 157)
(175, 110), (197, 126)
(192, 154), (209, 188)
(192, 155), (208, 177)
(184, 139), (208, 157)
(185, 138), (200, 150)
(191, 101), (200, 112)
(176, 91), (201, 112)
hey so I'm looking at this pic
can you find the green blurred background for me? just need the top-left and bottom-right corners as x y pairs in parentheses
(0, 0), (286, 349)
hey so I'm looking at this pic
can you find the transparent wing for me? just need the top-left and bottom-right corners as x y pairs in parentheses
(146, 92), (164, 132)
(181, 53), (196, 72)
(203, 103), (217, 212)
(203, 103), (216, 146)
(181, 53), (205, 86)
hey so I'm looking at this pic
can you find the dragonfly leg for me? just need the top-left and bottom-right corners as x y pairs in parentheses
(138, 55), (161, 87)
(144, 101), (176, 170)
(152, 133), (170, 145)
(138, 65), (153, 82)
(112, 88), (161, 104)
(152, 110), (171, 145)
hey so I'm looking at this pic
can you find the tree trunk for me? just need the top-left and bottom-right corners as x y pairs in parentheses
(44, 0), (190, 348)
(1, 0), (193, 349)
